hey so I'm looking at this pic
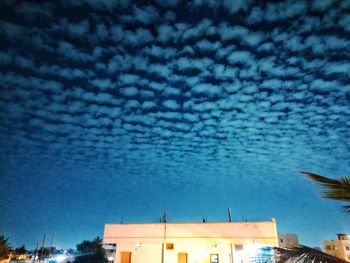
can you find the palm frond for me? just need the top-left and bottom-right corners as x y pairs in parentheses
(301, 171), (350, 202)
(342, 205), (350, 213)
(274, 245), (347, 263)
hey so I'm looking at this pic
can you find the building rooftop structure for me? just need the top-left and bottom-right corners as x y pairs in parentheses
(324, 234), (350, 262)
(278, 233), (299, 248)
(103, 219), (278, 263)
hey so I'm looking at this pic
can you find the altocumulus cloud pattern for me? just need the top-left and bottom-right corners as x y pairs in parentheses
(0, 0), (350, 247)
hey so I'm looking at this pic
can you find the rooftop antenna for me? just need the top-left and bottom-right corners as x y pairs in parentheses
(161, 209), (167, 263)
(228, 208), (232, 222)
(162, 209), (167, 223)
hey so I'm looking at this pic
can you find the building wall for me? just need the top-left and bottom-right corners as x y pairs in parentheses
(278, 234), (299, 248)
(324, 239), (350, 262)
(103, 220), (278, 263)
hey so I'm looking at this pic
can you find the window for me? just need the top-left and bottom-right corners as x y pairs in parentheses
(346, 246), (350, 251)
(280, 239), (284, 243)
(210, 254), (219, 263)
(326, 245), (331, 250)
(166, 243), (174, 250)
(235, 244), (243, 251)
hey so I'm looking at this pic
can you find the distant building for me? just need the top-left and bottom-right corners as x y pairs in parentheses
(103, 219), (278, 263)
(324, 234), (350, 262)
(278, 234), (299, 248)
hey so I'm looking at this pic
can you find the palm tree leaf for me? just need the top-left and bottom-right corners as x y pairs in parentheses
(301, 171), (350, 202)
(274, 245), (348, 263)
(342, 205), (350, 213)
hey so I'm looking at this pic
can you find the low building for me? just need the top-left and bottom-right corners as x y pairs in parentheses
(278, 233), (299, 248)
(103, 219), (278, 263)
(324, 234), (350, 262)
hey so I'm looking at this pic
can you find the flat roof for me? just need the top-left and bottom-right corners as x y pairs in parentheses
(105, 218), (276, 225)
(104, 220), (278, 240)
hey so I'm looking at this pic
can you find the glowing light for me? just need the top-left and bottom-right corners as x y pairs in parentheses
(55, 255), (66, 262)
(108, 256), (114, 261)
(244, 244), (262, 254)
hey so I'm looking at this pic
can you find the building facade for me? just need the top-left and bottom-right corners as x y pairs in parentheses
(324, 234), (350, 262)
(278, 234), (299, 248)
(103, 219), (278, 263)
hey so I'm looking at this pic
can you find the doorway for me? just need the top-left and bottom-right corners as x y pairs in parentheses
(120, 252), (132, 263)
(178, 252), (188, 263)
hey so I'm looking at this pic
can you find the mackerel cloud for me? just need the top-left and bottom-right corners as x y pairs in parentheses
(1, 0), (350, 188)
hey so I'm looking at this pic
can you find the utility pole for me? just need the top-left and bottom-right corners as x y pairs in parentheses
(49, 232), (55, 259)
(33, 241), (38, 262)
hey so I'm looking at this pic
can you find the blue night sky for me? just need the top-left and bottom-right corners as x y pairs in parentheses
(1, 0), (350, 250)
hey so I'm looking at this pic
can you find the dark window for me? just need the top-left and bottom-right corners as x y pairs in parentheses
(166, 243), (174, 250)
(235, 244), (243, 251)
(326, 245), (331, 250)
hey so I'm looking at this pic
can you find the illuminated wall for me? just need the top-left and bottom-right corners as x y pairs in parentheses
(103, 219), (278, 263)
(324, 235), (350, 262)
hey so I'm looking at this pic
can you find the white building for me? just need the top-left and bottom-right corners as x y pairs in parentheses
(278, 234), (299, 248)
(103, 219), (278, 263)
(324, 234), (350, 262)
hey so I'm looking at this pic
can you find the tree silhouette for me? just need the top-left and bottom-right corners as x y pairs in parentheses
(15, 245), (26, 255)
(0, 234), (11, 260)
(75, 236), (106, 263)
